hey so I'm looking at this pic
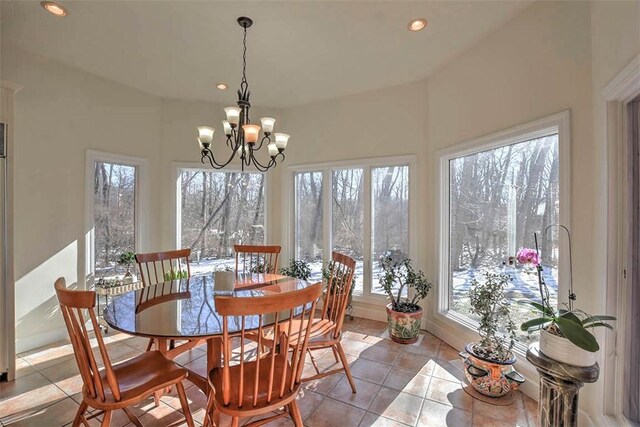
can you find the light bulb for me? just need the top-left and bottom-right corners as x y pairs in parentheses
(242, 124), (261, 144)
(224, 107), (241, 126)
(197, 126), (215, 146)
(222, 120), (232, 136)
(268, 143), (278, 157)
(274, 133), (290, 150)
(260, 117), (276, 134)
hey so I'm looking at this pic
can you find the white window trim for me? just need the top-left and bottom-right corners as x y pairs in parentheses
(84, 150), (150, 286)
(600, 54), (640, 425)
(435, 110), (571, 358)
(171, 161), (270, 250)
(284, 155), (417, 306)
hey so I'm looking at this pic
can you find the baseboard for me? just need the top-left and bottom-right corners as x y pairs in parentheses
(15, 326), (68, 354)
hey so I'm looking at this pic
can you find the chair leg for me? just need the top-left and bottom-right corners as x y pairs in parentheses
(175, 382), (195, 427)
(146, 338), (154, 351)
(101, 410), (112, 427)
(335, 342), (357, 393)
(307, 349), (321, 375)
(231, 417), (240, 427)
(331, 346), (339, 363)
(72, 400), (88, 427)
(154, 390), (161, 407)
(203, 388), (216, 427)
(288, 401), (304, 427)
(122, 408), (143, 427)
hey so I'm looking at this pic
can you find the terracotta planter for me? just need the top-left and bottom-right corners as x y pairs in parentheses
(460, 343), (524, 398)
(386, 304), (422, 344)
(539, 329), (597, 367)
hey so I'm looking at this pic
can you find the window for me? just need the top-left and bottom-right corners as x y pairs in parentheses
(87, 159), (139, 277)
(177, 169), (265, 273)
(439, 112), (569, 345)
(291, 157), (415, 299)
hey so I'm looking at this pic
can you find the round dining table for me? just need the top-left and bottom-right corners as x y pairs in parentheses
(103, 272), (315, 392)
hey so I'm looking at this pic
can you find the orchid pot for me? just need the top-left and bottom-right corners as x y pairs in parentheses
(539, 329), (597, 367)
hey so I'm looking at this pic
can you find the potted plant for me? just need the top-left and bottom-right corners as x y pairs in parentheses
(279, 258), (312, 280)
(117, 251), (136, 282)
(379, 256), (432, 344)
(517, 227), (616, 367)
(321, 260), (356, 310)
(461, 272), (524, 398)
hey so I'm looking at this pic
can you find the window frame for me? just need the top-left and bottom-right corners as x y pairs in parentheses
(436, 111), (571, 353)
(171, 162), (270, 251)
(84, 150), (150, 284)
(285, 155), (417, 305)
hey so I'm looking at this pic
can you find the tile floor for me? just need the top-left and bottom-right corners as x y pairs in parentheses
(0, 317), (538, 426)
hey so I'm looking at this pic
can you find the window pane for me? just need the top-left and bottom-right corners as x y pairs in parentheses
(371, 165), (410, 295)
(295, 172), (324, 281)
(94, 162), (136, 276)
(448, 134), (559, 343)
(332, 169), (364, 295)
(180, 171), (265, 274)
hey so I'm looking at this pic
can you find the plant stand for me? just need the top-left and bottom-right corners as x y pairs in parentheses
(526, 343), (599, 427)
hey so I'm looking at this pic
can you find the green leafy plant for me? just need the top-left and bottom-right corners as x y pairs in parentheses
(517, 228), (616, 352)
(379, 256), (432, 313)
(468, 272), (516, 362)
(322, 261), (356, 296)
(164, 269), (188, 281)
(117, 251), (136, 277)
(279, 259), (311, 280)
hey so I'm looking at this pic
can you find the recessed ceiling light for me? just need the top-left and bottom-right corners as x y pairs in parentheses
(216, 83), (228, 90)
(408, 18), (427, 32)
(41, 1), (68, 17)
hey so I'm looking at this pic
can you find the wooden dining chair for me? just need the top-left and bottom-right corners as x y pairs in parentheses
(203, 282), (322, 427)
(234, 244), (281, 275)
(135, 249), (191, 351)
(54, 278), (195, 427)
(135, 248), (191, 286)
(298, 251), (357, 393)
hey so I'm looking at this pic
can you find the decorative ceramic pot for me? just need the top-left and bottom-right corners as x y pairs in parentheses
(539, 329), (597, 367)
(460, 343), (525, 398)
(386, 304), (422, 344)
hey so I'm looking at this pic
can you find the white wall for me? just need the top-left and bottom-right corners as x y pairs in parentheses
(0, 46), (164, 351)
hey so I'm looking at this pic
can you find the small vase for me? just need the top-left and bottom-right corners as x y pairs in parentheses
(386, 304), (422, 344)
(539, 329), (597, 367)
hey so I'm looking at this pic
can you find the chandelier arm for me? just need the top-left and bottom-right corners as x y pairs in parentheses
(201, 146), (238, 169)
(254, 134), (270, 151)
(249, 154), (274, 173)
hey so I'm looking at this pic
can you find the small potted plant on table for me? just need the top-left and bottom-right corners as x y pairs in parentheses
(117, 251), (136, 283)
(517, 228), (615, 367)
(279, 258), (312, 280)
(461, 272), (524, 398)
(380, 256), (432, 344)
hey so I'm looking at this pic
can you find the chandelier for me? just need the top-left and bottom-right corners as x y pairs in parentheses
(196, 16), (289, 172)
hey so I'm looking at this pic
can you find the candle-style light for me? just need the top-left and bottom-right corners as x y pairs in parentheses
(196, 17), (290, 172)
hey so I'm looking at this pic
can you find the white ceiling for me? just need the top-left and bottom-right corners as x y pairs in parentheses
(1, 1), (533, 108)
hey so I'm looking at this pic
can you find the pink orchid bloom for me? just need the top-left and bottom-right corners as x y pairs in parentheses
(516, 248), (540, 266)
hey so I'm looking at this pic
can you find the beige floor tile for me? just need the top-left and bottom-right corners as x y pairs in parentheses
(521, 392), (539, 427)
(13, 359), (36, 380)
(473, 396), (529, 426)
(4, 397), (80, 426)
(472, 412), (529, 427)
(137, 401), (191, 426)
(300, 368), (343, 395)
(39, 358), (83, 396)
(393, 352), (433, 373)
(350, 359), (392, 385)
(418, 399), (472, 427)
(368, 387), (423, 426)
(432, 360), (465, 382)
(437, 344), (460, 361)
(0, 372), (52, 401)
(340, 339), (373, 358)
(0, 383), (67, 422)
(359, 344), (400, 366)
(328, 376), (381, 410)
(425, 377), (474, 412)
(20, 343), (74, 372)
(382, 368), (431, 398)
(295, 389), (325, 419)
(305, 397), (366, 427)
(359, 411), (411, 427)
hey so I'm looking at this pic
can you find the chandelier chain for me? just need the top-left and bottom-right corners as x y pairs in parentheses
(240, 26), (248, 94)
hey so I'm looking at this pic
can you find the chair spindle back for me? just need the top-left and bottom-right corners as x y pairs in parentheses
(321, 252), (356, 338)
(135, 249), (191, 286)
(54, 278), (121, 402)
(234, 245), (281, 276)
(214, 282), (322, 409)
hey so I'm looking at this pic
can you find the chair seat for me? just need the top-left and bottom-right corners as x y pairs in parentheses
(92, 351), (187, 406)
(209, 353), (298, 415)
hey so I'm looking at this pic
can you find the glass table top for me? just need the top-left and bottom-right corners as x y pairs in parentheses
(103, 273), (315, 339)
